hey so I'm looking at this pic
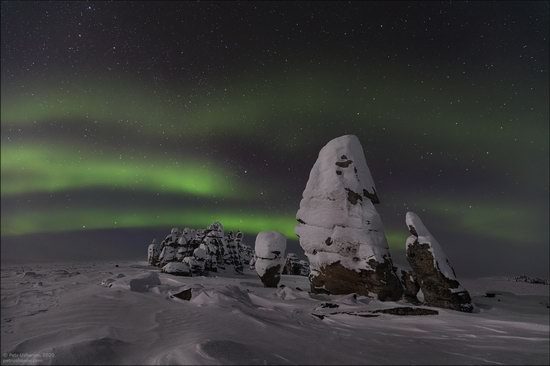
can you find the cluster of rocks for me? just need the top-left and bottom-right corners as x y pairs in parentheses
(296, 135), (474, 312)
(146, 135), (475, 313)
(147, 222), (253, 276)
(512, 275), (549, 285)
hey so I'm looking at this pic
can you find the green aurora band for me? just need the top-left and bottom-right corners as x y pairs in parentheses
(1, 70), (547, 160)
(1, 143), (247, 198)
(1, 69), (547, 246)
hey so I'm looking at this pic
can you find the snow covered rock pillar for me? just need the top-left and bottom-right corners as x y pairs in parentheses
(295, 135), (403, 301)
(254, 231), (286, 288)
(405, 212), (473, 312)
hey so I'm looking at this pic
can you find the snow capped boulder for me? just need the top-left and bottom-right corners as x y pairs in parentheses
(147, 239), (161, 266)
(162, 262), (191, 276)
(295, 135), (402, 300)
(254, 231), (286, 287)
(405, 212), (473, 312)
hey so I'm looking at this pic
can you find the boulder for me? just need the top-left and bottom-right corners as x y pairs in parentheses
(405, 212), (473, 312)
(295, 135), (402, 300)
(254, 231), (286, 287)
(162, 262), (191, 276)
(147, 239), (161, 266)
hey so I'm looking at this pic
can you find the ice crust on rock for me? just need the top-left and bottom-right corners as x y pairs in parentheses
(295, 135), (402, 300)
(254, 231), (286, 287)
(405, 211), (473, 312)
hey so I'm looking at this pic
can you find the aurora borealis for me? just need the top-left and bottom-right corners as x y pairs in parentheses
(1, 1), (548, 275)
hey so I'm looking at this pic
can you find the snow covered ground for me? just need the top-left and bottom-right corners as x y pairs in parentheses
(1, 261), (548, 365)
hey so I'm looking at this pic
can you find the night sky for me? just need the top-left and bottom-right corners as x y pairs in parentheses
(1, 1), (548, 276)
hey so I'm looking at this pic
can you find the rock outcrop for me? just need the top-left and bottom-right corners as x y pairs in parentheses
(295, 135), (402, 300)
(254, 231), (286, 287)
(405, 212), (473, 312)
(147, 222), (250, 276)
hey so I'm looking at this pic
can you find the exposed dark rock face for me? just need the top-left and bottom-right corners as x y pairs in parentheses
(396, 267), (421, 304)
(259, 264), (282, 288)
(405, 212), (473, 313)
(172, 288), (192, 301)
(282, 253), (310, 276)
(372, 307), (438, 316)
(346, 188), (363, 204)
(310, 259), (403, 301)
(363, 188), (380, 204)
(295, 135), (403, 301)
